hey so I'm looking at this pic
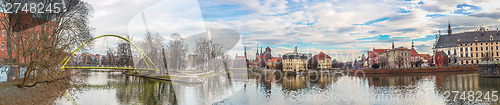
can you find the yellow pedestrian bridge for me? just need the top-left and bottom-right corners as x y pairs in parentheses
(60, 35), (159, 71)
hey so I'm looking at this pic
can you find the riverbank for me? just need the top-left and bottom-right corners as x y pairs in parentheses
(349, 65), (478, 74)
(122, 70), (231, 83)
(122, 70), (180, 81)
(0, 70), (71, 105)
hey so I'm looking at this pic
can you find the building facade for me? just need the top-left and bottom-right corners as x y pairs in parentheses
(282, 46), (309, 71)
(434, 25), (500, 65)
(435, 51), (449, 66)
(282, 53), (308, 71)
(313, 52), (332, 70)
(366, 49), (389, 67)
(379, 47), (411, 68)
(0, 12), (54, 63)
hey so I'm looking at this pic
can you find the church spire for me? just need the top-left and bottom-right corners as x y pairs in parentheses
(411, 40), (414, 49)
(260, 46), (263, 55)
(244, 45), (247, 59)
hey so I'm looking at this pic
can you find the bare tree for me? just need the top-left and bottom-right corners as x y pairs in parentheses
(0, 0), (94, 86)
(378, 56), (388, 68)
(139, 33), (165, 71)
(482, 52), (492, 62)
(307, 57), (319, 70)
(103, 48), (116, 66)
(116, 42), (133, 67)
(396, 55), (405, 68)
(194, 38), (224, 72)
(167, 33), (187, 72)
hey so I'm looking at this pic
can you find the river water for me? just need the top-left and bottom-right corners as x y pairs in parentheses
(54, 70), (500, 105)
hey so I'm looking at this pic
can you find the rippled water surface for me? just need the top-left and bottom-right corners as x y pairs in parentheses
(54, 70), (500, 105)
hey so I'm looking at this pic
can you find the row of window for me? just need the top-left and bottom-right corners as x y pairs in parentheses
(460, 52), (499, 58)
(1, 29), (40, 39)
(459, 46), (499, 52)
(460, 42), (499, 46)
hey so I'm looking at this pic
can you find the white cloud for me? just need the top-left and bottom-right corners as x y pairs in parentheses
(85, 0), (500, 61)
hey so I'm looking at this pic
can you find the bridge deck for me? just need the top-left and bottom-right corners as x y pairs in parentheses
(63, 66), (158, 71)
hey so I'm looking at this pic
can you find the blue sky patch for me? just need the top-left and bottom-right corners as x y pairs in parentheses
(453, 4), (481, 15)
(352, 17), (390, 26)
(426, 14), (446, 19)
(414, 35), (436, 41)
(199, 4), (251, 21)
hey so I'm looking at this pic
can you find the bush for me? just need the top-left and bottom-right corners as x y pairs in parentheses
(371, 64), (380, 69)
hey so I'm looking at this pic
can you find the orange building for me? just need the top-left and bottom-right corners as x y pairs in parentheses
(434, 51), (449, 66)
(0, 11), (54, 63)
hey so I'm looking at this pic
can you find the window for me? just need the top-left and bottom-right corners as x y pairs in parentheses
(1, 29), (4, 36)
(1, 43), (3, 50)
(476, 53), (478, 57)
(37, 34), (39, 39)
(476, 47), (478, 51)
(481, 43), (483, 45)
(481, 47), (483, 51)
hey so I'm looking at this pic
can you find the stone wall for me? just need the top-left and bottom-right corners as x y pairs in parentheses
(479, 64), (500, 77)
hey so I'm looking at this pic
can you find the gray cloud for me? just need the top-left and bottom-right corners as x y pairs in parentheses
(471, 12), (500, 20)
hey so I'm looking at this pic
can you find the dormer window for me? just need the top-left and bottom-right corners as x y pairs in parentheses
(491, 35), (494, 40)
(475, 37), (478, 41)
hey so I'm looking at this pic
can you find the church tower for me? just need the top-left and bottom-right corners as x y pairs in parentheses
(411, 40), (414, 49)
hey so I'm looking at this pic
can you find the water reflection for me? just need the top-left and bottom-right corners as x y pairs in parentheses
(54, 70), (500, 105)
(0, 66), (27, 82)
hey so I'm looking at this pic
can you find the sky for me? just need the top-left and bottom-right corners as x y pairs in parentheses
(83, 0), (500, 61)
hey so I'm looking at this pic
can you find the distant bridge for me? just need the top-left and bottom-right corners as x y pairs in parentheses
(60, 35), (159, 71)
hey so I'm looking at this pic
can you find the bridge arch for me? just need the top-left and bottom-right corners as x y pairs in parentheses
(60, 35), (158, 71)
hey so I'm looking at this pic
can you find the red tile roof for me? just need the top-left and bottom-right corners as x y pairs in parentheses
(410, 49), (419, 56)
(314, 52), (331, 60)
(373, 49), (389, 54)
